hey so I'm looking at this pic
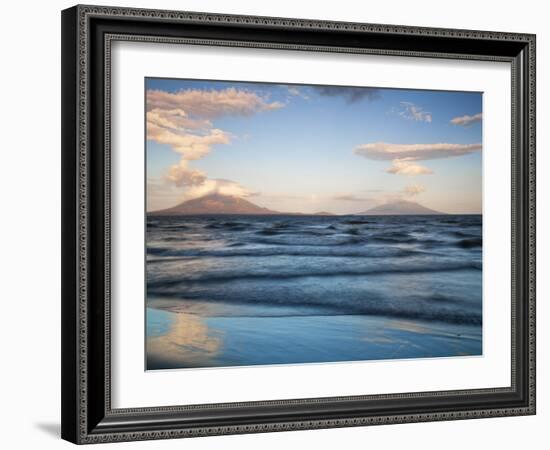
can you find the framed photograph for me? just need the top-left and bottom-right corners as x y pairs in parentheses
(61, 5), (536, 444)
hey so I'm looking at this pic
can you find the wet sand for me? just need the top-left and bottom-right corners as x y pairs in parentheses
(146, 301), (482, 370)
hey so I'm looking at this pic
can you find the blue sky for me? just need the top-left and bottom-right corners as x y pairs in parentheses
(146, 78), (482, 214)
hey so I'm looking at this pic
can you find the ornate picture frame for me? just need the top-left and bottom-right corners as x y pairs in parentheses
(61, 5), (536, 444)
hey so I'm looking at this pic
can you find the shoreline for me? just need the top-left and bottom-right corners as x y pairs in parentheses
(146, 301), (482, 370)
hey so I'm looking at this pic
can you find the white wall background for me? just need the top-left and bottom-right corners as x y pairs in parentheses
(0, 0), (545, 448)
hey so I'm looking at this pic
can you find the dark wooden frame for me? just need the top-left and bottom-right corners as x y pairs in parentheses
(61, 4), (536, 444)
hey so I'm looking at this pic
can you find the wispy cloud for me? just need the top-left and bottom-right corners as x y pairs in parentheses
(450, 112), (482, 127)
(354, 141), (481, 175)
(403, 183), (426, 196)
(286, 85), (310, 100)
(332, 194), (372, 202)
(355, 142), (482, 161)
(312, 86), (380, 103)
(397, 101), (432, 123)
(374, 183), (427, 205)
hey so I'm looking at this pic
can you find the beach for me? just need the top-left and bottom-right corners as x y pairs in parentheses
(146, 302), (481, 370)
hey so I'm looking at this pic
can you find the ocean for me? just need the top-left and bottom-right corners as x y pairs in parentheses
(146, 214), (482, 370)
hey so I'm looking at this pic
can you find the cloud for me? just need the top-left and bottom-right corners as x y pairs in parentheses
(147, 86), (285, 203)
(147, 108), (213, 131)
(450, 112), (482, 127)
(287, 86), (301, 96)
(386, 159), (433, 175)
(403, 183), (425, 196)
(372, 183), (427, 206)
(147, 177), (254, 211)
(397, 102), (432, 123)
(286, 86), (310, 100)
(333, 194), (371, 201)
(354, 142), (482, 161)
(312, 86), (380, 103)
(165, 160), (207, 187)
(354, 141), (481, 176)
(183, 178), (254, 200)
(147, 87), (284, 119)
(147, 123), (231, 160)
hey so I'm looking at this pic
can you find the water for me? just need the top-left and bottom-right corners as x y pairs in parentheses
(146, 214), (482, 369)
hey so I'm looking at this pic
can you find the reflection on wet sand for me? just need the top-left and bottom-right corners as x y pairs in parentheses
(147, 311), (223, 369)
(147, 306), (482, 369)
(387, 319), (439, 335)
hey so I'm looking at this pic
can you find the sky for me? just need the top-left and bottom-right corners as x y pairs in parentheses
(146, 78), (482, 214)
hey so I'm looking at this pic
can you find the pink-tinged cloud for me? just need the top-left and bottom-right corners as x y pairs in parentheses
(403, 183), (426, 196)
(386, 159), (433, 175)
(147, 122), (231, 160)
(147, 88), (284, 118)
(450, 112), (482, 127)
(147, 108), (212, 131)
(183, 179), (254, 200)
(165, 160), (207, 187)
(147, 177), (254, 211)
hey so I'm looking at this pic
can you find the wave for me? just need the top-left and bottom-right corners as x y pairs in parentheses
(205, 221), (249, 231)
(248, 231), (449, 246)
(450, 231), (478, 238)
(147, 287), (481, 325)
(370, 236), (416, 244)
(146, 245), (426, 260)
(344, 228), (361, 235)
(147, 261), (481, 286)
(250, 237), (364, 247)
(148, 223), (189, 230)
(344, 220), (371, 225)
(146, 215), (482, 326)
(256, 229), (280, 236)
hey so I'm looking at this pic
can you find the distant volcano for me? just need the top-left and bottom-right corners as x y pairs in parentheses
(355, 200), (444, 215)
(150, 193), (280, 215)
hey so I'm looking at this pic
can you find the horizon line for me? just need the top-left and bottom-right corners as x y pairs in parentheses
(145, 193), (484, 215)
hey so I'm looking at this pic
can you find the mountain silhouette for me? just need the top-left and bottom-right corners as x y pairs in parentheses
(151, 193), (280, 215)
(355, 200), (443, 215)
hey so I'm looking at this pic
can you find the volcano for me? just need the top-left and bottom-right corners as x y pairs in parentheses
(150, 193), (280, 215)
